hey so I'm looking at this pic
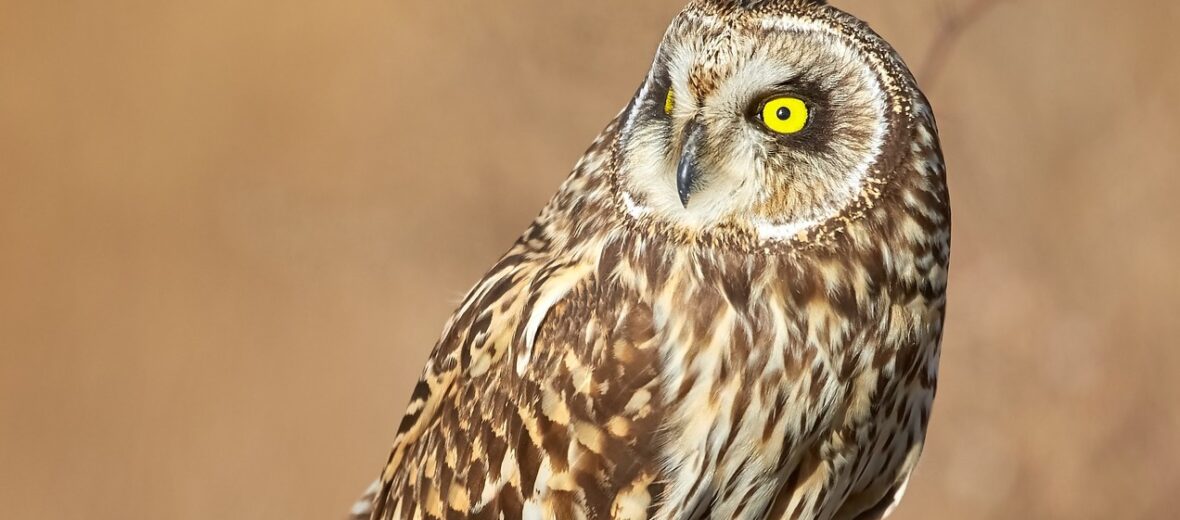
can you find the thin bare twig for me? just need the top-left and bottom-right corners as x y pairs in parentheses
(920, 0), (1010, 89)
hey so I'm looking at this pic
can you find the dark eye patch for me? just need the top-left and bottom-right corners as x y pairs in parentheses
(748, 77), (835, 154)
(632, 54), (676, 122)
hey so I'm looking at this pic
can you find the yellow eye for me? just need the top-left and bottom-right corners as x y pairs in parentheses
(759, 96), (809, 134)
(664, 88), (675, 116)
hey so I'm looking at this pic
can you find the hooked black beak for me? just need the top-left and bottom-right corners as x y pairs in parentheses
(676, 119), (706, 208)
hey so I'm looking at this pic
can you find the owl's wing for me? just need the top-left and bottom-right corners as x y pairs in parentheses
(362, 219), (662, 520)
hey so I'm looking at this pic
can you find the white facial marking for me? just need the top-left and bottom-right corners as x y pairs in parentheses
(622, 191), (651, 218)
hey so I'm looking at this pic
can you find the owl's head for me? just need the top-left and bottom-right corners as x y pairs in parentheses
(613, 0), (923, 247)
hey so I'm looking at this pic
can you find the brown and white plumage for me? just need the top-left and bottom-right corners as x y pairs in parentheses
(355, 1), (950, 519)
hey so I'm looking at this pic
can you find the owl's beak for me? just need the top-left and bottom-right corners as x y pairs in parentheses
(676, 119), (706, 208)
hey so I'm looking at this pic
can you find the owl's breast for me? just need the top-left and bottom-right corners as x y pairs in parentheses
(616, 237), (944, 520)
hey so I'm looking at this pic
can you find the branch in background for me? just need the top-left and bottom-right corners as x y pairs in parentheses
(920, 0), (1010, 89)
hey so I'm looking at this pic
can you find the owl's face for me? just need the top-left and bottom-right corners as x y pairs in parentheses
(615, 2), (910, 244)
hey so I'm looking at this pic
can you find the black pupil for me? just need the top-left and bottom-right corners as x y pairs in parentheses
(776, 106), (791, 121)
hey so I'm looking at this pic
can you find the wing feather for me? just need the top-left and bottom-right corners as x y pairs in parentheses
(367, 226), (632, 519)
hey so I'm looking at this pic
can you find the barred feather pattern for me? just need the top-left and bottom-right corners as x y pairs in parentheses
(355, 2), (949, 519)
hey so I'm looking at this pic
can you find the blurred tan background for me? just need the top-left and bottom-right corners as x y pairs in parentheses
(2, 0), (1178, 518)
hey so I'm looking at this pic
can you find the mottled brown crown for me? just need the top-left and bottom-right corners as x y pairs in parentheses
(686, 0), (829, 17)
(693, 0), (827, 8)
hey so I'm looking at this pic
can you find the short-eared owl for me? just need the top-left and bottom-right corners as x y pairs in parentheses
(355, 0), (949, 518)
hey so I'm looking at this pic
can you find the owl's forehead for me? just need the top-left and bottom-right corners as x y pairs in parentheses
(664, 10), (858, 97)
